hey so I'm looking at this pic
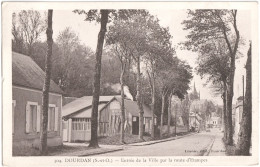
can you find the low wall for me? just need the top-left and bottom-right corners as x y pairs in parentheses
(13, 136), (62, 151)
(161, 125), (188, 135)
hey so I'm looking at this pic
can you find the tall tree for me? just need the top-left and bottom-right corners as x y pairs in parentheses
(183, 10), (240, 145)
(89, 10), (109, 148)
(74, 9), (150, 145)
(180, 95), (191, 131)
(130, 12), (150, 140)
(39, 9), (53, 155)
(12, 10), (46, 57)
(12, 13), (26, 54)
(105, 10), (155, 140)
(195, 39), (230, 140)
(53, 27), (95, 96)
(106, 17), (136, 142)
(236, 42), (252, 155)
(145, 21), (173, 139)
(157, 57), (178, 138)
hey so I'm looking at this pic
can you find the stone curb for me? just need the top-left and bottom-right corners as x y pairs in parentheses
(128, 132), (197, 146)
(203, 136), (215, 156)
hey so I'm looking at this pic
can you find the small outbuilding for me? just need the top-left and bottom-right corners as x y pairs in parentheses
(62, 96), (114, 142)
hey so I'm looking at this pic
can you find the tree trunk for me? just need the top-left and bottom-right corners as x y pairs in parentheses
(120, 63), (126, 144)
(226, 58), (235, 145)
(88, 10), (109, 148)
(28, 43), (33, 58)
(222, 81), (228, 141)
(136, 56), (144, 140)
(186, 100), (190, 132)
(236, 43), (252, 155)
(160, 93), (166, 139)
(175, 101), (177, 136)
(40, 9), (53, 155)
(222, 10), (239, 146)
(151, 73), (155, 139)
(167, 93), (172, 136)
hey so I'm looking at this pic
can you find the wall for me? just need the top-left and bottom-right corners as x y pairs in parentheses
(161, 125), (188, 135)
(12, 86), (62, 148)
(99, 99), (133, 136)
(234, 105), (243, 144)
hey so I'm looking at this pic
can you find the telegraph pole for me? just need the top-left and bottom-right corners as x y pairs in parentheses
(175, 107), (177, 136)
(194, 111), (196, 132)
(242, 75), (245, 108)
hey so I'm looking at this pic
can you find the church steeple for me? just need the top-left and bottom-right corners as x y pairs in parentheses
(190, 82), (199, 100)
(193, 82), (197, 94)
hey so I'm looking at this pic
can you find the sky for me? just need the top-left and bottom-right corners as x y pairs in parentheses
(38, 10), (251, 105)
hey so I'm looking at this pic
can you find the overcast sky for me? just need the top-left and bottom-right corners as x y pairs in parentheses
(40, 10), (251, 105)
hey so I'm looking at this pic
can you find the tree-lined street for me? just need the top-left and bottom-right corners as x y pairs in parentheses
(11, 7), (252, 157)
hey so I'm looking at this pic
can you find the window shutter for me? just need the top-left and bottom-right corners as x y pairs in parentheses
(25, 103), (30, 133)
(37, 105), (41, 132)
(47, 109), (50, 131)
(54, 107), (59, 131)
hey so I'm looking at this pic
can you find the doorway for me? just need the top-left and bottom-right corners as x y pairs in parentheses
(132, 116), (139, 135)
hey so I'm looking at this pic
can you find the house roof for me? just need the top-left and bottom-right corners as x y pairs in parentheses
(62, 96), (115, 117)
(105, 97), (155, 118)
(65, 103), (107, 119)
(12, 52), (63, 94)
(211, 116), (221, 120)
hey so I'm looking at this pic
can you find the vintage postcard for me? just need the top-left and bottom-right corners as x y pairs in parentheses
(2, 1), (259, 166)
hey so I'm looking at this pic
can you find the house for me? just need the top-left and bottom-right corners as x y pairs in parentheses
(62, 96), (115, 142)
(189, 99), (208, 130)
(98, 97), (157, 136)
(12, 52), (64, 150)
(207, 116), (222, 128)
(189, 112), (202, 130)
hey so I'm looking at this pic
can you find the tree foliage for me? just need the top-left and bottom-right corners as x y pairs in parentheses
(182, 9), (240, 145)
(12, 10), (46, 57)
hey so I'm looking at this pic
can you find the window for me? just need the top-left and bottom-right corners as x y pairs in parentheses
(62, 121), (68, 129)
(48, 107), (55, 131)
(12, 100), (16, 134)
(26, 102), (40, 133)
(72, 118), (91, 131)
(48, 105), (58, 132)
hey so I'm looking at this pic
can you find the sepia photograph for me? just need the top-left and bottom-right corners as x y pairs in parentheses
(2, 1), (259, 166)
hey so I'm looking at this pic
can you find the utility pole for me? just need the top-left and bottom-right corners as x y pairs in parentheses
(242, 75), (244, 108)
(175, 106), (177, 136)
(194, 111), (196, 132)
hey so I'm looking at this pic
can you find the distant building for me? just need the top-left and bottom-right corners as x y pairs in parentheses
(189, 99), (209, 130)
(12, 52), (64, 150)
(233, 96), (243, 145)
(189, 112), (202, 129)
(207, 116), (222, 128)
